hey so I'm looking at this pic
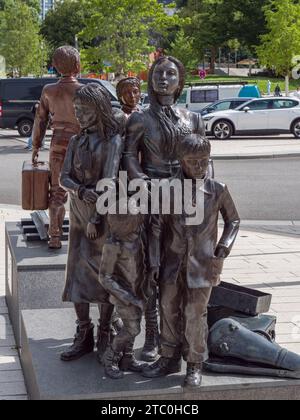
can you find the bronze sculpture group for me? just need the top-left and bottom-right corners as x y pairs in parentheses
(29, 45), (300, 389)
(30, 47), (240, 388)
(29, 47), (240, 388)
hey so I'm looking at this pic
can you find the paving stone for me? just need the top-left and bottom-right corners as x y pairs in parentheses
(0, 382), (27, 396)
(0, 356), (22, 371)
(0, 370), (25, 383)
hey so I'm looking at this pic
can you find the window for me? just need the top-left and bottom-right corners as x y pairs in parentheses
(177, 90), (187, 104)
(191, 89), (218, 104)
(3, 82), (44, 101)
(215, 101), (231, 111)
(243, 100), (271, 110)
(231, 100), (247, 109)
(272, 99), (298, 109)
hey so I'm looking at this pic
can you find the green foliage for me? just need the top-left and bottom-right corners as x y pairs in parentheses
(177, 0), (268, 71)
(169, 29), (197, 70)
(41, 0), (91, 52)
(0, 0), (48, 76)
(80, 0), (180, 73)
(257, 0), (300, 77)
(0, 0), (40, 13)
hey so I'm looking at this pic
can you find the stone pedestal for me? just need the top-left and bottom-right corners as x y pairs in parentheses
(20, 308), (300, 400)
(5, 222), (71, 347)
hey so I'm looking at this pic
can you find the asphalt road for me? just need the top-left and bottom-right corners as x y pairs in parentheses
(0, 134), (299, 220)
(214, 158), (300, 220)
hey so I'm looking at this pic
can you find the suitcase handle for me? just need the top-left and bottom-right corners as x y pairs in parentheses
(32, 161), (47, 167)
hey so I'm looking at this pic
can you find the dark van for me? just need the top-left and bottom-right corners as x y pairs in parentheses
(0, 77), (119, 137)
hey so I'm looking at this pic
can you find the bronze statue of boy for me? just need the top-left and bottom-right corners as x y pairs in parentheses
(32, 46), (82, 249)
(143, 135), (240, 388)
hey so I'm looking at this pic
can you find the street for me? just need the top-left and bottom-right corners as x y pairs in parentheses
(0, 131), (299, 220)
(214, 157), (300, 220)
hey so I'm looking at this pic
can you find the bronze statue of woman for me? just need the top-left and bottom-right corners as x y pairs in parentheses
(60, 83), (123, 363)
(123, 56), (208, 374)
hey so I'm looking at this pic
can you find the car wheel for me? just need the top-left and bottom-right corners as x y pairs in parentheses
(212, 120), (233, 140)
(292, 119), (300, 139)
(17, 119), (33, 137)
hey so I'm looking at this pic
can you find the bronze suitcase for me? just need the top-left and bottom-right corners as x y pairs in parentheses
(22, 161), (50, 211)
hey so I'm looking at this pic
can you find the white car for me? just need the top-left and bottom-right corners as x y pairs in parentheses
(203, 97), (300, 140)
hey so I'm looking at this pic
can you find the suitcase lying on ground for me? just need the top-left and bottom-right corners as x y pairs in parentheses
(22, 161), (50, 211)
(209, 281), (272, 316)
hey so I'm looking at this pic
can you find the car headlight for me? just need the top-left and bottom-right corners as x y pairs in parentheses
(203, 115), (215, 121)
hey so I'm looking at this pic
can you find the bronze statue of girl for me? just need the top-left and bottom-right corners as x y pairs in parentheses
(60, 83), (123, 363)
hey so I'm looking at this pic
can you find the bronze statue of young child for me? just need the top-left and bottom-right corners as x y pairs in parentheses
(116, 77), (141, 118)
(100, 208), (148, 379)
(117, 76), (160, 362)
(59, 83), (123, 364)
(143, 134), (240, 388)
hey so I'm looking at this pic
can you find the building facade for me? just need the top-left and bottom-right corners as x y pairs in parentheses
(40, 0), (56, 20)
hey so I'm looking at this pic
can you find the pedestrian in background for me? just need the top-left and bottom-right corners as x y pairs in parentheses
(274, 84), (282, 97)
(25, 102), (46, 151)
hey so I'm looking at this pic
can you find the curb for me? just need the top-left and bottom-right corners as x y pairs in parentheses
(0, 206), (298, 225)
(212, 152), (300, 160)
(2, 133), (300, 160)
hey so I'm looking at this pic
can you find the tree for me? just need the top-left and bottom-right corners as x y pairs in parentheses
(177, 0), (268, 73)
(257, 0), (300, 95)
(0, 0), (48, 77)
(80, 0), (180, 74)
(41, 0), (91, 52)
(0, 0), (40, 13)
(169, 29), (197, 70)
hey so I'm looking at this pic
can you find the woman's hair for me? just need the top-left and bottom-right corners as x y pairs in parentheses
(147, 56), (187, 158)
(116, 77), (141, 104)
(75, 83), (119, 138)
(177, 134), (211, 158)
(52, 46), (80, 76)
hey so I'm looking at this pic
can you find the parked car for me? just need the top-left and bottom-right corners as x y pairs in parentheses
(0, 77), (119, 137)
(203, 97), (300, 140)
(176, 84), (244, 112)
(200, 97), (253, 116)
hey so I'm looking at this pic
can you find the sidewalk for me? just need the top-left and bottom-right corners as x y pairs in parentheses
(0, 206), (29, 400)
(2, 130), (300, 160)
(0, 205), (300, 399)
(210, 136), (300, 159)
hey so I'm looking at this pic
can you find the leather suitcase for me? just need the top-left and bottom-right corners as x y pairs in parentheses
(22, 161), (50, 211)
(209, 281), (272, 316)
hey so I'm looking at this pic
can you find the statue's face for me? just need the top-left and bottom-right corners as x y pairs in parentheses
(181, 153), (210, 179)
(74, 98), (98, 129)
(152, 60), (180, 97)
(121, 84), (141, 108)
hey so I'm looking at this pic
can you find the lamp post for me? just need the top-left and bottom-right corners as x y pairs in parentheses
(228, 52), (231, 76)
(75, 35), (79, 51)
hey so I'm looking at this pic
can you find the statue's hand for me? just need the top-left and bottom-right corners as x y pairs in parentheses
(83, 190), (98, 205)
(215, 245), (229, 259)
(87, 222), (99, 240)
(32, 148), (39, 164)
